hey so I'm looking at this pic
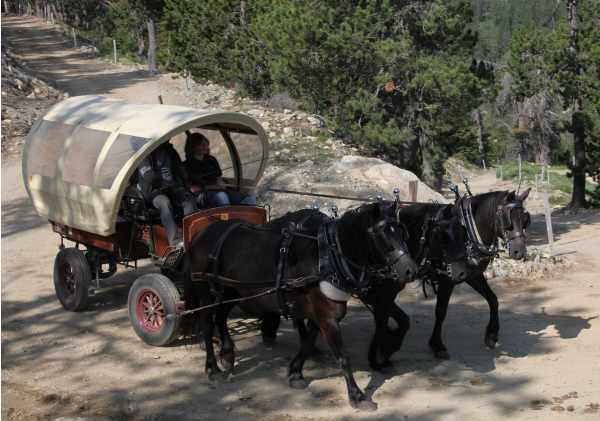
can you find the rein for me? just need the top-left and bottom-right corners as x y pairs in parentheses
(411, 207), (446, 297)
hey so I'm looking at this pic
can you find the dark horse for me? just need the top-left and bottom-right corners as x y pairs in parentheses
(258, 201), (474, 370)
(365, 201), (474, 369)
(187, 203), (417, 410)
(427, 189), (531, 359)
(367, 190), (531, 368)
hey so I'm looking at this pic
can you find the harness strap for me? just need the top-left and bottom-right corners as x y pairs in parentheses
(459, 197), (496, 262)
(208, 221), (244, 301)
(276, 228), (294, 318)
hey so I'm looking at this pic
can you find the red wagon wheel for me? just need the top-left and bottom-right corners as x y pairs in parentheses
(136, 289), (166, 332)
(128, 273), (181, 346)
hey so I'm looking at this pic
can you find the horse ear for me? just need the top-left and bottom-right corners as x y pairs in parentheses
(517, 188), (531, 201)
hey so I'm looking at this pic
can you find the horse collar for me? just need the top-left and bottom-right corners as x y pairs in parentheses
(458, 197), (497, 265)
(318, 220), (366, 293)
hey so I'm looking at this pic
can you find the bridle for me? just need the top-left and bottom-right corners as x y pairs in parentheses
(457, 195), (530, 265)
(412, 205), (467, 282)
(318, 204), (411, 293)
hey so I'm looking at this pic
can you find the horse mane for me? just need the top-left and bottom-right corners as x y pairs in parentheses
(469, 191), (509, 245)
(395, 203), (447, 254)
(336, 203), (383, 265)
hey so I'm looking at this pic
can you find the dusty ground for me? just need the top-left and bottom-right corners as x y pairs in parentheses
(2, 15), (600, 421)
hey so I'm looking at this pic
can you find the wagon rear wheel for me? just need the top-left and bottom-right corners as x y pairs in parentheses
(53, 248), (92, 311)
(128, 273), (181, 346)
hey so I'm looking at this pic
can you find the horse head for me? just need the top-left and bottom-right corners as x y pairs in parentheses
(496, 189), (531, 260)
(337, 202), (418, 286)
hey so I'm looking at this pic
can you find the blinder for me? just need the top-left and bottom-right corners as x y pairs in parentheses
(367, 218), (409, 267)
(498, 201), (529, 231)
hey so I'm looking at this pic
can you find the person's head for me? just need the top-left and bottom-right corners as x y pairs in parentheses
(185, 132), (210, 160)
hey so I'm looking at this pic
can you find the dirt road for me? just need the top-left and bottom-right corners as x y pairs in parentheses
(2, 15), (600, 421)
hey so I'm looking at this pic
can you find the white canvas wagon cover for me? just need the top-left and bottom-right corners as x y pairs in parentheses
(22, 95), (269, 236)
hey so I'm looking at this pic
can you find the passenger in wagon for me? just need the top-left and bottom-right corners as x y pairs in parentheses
(184, 133), (256, 207)
(136, 142), (196, 247)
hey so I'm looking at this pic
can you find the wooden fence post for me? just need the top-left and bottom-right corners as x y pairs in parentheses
(542, 192), (554, 256)
(408, 180), (418, 202)
(72, 28), (77, 48)
(113, 39), (117, 64)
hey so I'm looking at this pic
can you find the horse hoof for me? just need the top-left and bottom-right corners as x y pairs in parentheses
(434, 350), (450, 360)
(485, 336), (497, 349)
(288, 375), (308, 389)
(351, 399), (378, 411)
(219, 354), (234, 371)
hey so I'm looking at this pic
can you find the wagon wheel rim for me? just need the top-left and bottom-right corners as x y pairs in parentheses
(136, 289), (166, 333)
(61, 263), (76, 295)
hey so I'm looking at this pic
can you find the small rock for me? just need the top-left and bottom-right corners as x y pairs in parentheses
(567, 405), (575, 412)
(307, 116), (322, 127)
(551, 405), (565, 412)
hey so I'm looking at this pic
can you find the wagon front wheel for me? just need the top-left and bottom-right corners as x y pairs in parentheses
(53, 248), (92, 311)
(128, 273), (181, 346)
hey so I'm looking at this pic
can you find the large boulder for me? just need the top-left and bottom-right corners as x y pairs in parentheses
(259, 155), (447, 218)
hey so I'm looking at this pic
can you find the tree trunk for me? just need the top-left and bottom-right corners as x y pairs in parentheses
(417, 126), (443, 191)
(535, 135), (551, 165)
(567, 0), (587, 208)
(240, 0), (246, 26)
(147, 17), (158, 75)
(137, 30), (145, 58)
(473, 108), (486, 169)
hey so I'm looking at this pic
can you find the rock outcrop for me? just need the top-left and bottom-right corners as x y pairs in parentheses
(259, 155), (447, 217)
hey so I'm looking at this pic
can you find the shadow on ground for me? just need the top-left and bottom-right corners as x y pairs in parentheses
(1, 266), (594, 420)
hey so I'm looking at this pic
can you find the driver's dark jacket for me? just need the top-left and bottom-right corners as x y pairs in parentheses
(136, 144), (187, 202)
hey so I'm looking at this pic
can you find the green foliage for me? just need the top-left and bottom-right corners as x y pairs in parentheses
(472, 0), (565, 61)
(161, 0), (486, 185)
(496, 161), (598, 205)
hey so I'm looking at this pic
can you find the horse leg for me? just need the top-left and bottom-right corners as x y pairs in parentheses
(319, 317), (377, 411)
(261, 312), (281, 347)
(428, 279), (454, 360)
(200, 310), (227, 381)
(466, 273), (499, 348)
(368, 284), (409, 370)
(288, 319), (319, 389)
(369, 295), (410, 371)
(215, 302), (235, 372)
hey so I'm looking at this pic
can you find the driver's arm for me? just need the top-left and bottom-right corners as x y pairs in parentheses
(136, 157), (154, 201)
